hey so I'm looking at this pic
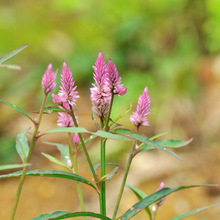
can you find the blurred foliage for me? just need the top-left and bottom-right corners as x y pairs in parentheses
(0, 0), (220, 163)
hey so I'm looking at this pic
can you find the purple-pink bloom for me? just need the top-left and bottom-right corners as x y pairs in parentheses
(90, 52), (111, 117)
(104, 59), (127, 96)
(73, 133), (80, 146)
(41, 63), (56, 95)
(130, 86), (150, 128)
(156, 181), (166, 206)
(57, 112), (74, 127)
(52, 61), (79, 108)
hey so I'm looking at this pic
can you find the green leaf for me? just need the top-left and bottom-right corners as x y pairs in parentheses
(150, 132), (168, 140)
(44, 142), (69, 165)
(44, 127), (131, 141)
(0, 44), (28, 64)
(101, 163), (119, 182)
(0, 64), (21, 70)
(139, 138), (193, 152)
(0, 99), (34, 123)
(34, 107), (65, 114)
(113, 128), (181, 159)
(0, 170), (97, 191)
(41, 153), (72, 171)
(16, 129), (30, 162)
(0, 163), (30, 171)
(119, 184), (217, 220)
(169, 203), (220, 220)
(126, 184), (152, 219)
(156, 138), (193, 148)
(33, 211), (112, 220)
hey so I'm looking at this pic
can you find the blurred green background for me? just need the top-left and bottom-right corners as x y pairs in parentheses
(0, 0), (220, 219)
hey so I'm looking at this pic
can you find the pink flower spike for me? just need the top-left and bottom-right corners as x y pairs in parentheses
(105, 59), (127, 96)
(57, 112), (74, 127)
(156, 181), (166, 206)
(73, 133), (80, 146)
(130, 86), (150, 128)
(41, 63), (56, 95)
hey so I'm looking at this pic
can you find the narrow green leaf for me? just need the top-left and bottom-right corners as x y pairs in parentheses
(126, 184), (152, 219)
(33, 211), (112, 220)
(34, 107), (65, 114)
(16, 129), (30, 162)
(101, 163), (119, 182)
(44, 127), (131, 141)
(0, 163), (30, 171)
(156, 138), (193, 148)
(41, 153), (72, 171)
(0, 44), (28, 64)
(44, 142), (69, 165)
(95, 130), (131, 141)
(0, 64), (21, 70)
(120, 184), (217, 220)
(169, 203), (220, 220)
(0, 99), (34, 123)
(0, 170), (97, 191)
(113, 128), (181, 159)
(150, 132), (168, 140)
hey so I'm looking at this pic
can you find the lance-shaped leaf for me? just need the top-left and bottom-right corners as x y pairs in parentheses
(119, 184), (217, 220)
(0, 99), (34, 123)
(33, 211), (112, 220)
(126, 184), (151, 219)
(139, 138), (193, 152)
(0, 64), (21, 70)
(41, 153), (72, 171)
(113, 128), (180, 159)
(0, 44), (28, 64)
(44, 127), (131, 141)
(170, 203), (220, 220)
(0, 170), (97, 191)
(34, 106), (65, 114)
(44, 142), (69, 165)
(16, 129), (30, 162)
(0, 163), (30, 171)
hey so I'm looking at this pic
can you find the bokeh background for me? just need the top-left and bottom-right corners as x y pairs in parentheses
(0, 0), (220, 219)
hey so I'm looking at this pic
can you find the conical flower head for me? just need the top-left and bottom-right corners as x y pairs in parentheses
(130, 86), (150, 128)
(52, 61), (79, 108)
(41, 63), (56, 95)
(90, 52), (111, 118)
(104, 59), (127, 96)
(57, 112), (74, 127)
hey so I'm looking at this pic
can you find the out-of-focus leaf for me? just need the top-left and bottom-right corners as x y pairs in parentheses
(0, 64), (21, 70)
(41, 152), (71, 171)
(44, 127), (89, 134)
(0, 170), (97, 191)
(33, 211), (112, 220)
(113, 128), (181, 159)
(15, 129), (30, 162)
(44, 142), (69, 165)
(126, 184), (151, 219)
(119, 184), (217, 220)
(0, 99), (34, 123)
(0, 44), (28, 64)
(0, 163), (30, 171)
(170, 203), (220, 220)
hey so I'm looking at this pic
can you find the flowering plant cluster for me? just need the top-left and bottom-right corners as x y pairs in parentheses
(0, 45), (219, 220)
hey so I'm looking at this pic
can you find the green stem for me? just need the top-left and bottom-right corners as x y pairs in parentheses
(68, 133), (86, 220)
(112, 141), (136, 220)
(10, 94), (47, 220)
(100, 94), (114, 215)
(69, 106), (99, 186)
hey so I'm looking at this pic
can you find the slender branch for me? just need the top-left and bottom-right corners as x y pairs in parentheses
(10, 94), (47, 220)
(68, 133), (86, 220)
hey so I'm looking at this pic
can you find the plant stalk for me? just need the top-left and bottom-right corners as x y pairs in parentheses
(112, 141), (136, 219)
(68, 133), (86, 220)
(10, 94), (47, 220)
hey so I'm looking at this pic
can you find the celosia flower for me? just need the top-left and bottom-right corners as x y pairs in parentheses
(57, 112), (74, 127)
(73, 133), (80, 146)
(41, 63), (56, 95)
(52, 61), (79, 108)
(104, 59), (127, 96)
(90, 52), (111, 117)
(130, 86), (150, 128)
